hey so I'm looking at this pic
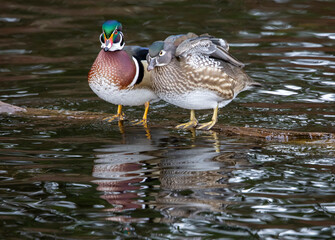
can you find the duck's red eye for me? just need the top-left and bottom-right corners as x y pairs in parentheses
(115, 29), (118, 34)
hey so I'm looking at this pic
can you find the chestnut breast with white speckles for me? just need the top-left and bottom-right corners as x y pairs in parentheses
(88, 50), (136, 89)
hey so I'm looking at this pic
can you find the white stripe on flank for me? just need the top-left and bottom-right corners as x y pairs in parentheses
(129, 56), (139, 87)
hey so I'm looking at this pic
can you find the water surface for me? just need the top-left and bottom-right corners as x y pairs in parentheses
(1, 0), (335, 239)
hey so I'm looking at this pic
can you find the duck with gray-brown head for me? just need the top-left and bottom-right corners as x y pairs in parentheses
(147, 33), (260, 130)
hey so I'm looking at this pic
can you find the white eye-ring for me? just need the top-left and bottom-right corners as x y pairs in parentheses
(159, 50), (166, 56)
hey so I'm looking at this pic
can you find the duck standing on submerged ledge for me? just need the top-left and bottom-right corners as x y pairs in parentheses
(147, 33), (261, 130)
(88, 20), (158, 126)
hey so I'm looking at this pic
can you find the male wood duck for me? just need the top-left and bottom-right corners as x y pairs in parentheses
(147, 33), (260, 130)
(88, 20), (158, 126)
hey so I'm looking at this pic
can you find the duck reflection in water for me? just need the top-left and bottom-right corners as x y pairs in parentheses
(92, 128), (158, 223)
(91, 127), (254, 223)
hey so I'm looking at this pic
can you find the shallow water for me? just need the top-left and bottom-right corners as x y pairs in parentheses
(1, 0), (335, 239)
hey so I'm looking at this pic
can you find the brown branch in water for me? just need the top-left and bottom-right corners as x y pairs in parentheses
(215, 125), (333, 141)
(0, 101), (107, 120)
(1, 101), (333, 141)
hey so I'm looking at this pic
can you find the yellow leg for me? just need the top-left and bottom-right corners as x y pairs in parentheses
(132, 101), (149, 127)
(103, 105), (125, 122)
(197, 105), (218, 130)
(176, 109), (198, 129)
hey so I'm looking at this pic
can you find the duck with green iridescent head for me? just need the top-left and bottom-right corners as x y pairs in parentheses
(88, 20), (158, 126)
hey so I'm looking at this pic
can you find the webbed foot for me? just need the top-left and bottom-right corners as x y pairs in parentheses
(103, 105), (125, 122)
(196, 120), (217, 130)
(131, 119), (148, 128)
(103, 112), (125, 122)
(176, 119), (198, 129)
(175, 109), (198, 129)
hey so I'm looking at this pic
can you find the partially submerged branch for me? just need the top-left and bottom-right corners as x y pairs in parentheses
(1, 101), (333, 141)
(216, 125), (333, 141)
(0, 101), (107, 120)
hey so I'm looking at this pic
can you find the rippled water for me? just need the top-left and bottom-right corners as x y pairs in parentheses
(1, 0), (335, 239)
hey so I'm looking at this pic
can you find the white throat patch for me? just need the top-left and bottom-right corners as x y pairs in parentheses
(100, 33), (125, 51)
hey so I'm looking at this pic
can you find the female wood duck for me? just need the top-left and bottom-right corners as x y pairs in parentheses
(88, 20), (158, 126)
(147, 33), (260, 130)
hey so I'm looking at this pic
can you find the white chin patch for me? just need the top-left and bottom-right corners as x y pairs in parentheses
(101, 42), (124, 51)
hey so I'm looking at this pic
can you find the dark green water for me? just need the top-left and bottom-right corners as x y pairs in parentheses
(1, 0), (335, 239)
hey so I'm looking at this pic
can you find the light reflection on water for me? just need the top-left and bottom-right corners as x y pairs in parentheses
(1, 119), (335, 238)
(1, 0), (335, 238)
(86, 127), (335, 238)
